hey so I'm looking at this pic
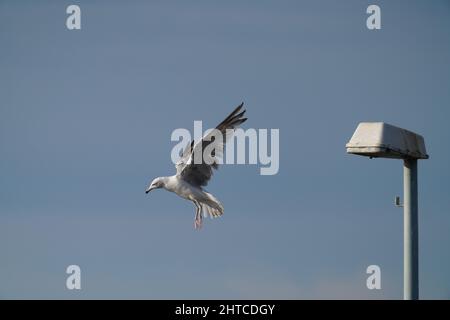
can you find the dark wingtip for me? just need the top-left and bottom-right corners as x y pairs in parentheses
(233, 102), (244, 113)
(231, 103), (243, 115)
(237, 118), (248, 126)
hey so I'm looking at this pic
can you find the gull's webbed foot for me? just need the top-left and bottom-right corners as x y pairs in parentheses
(194, 217), (203, 230)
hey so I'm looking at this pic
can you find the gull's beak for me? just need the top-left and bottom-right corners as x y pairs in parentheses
(145, 185), (154, 194)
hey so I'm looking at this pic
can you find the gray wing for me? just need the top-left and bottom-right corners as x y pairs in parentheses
(176, 102), (247, 187)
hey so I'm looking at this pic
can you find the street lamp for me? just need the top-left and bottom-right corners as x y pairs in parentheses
(346, 122), (428, 300)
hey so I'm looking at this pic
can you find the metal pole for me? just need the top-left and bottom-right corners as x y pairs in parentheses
(403, 159), (419, 300)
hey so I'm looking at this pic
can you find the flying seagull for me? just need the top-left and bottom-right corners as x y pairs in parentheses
(145, 103), (247, 229)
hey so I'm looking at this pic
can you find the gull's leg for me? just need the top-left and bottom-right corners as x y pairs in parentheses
(198, 203), (203, 228)
(194, 201), (202, 229)
(193, 201), (198, 228)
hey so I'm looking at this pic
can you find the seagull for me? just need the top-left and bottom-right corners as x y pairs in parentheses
(145, 103), (247, 229)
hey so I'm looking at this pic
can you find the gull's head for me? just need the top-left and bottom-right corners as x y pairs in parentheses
(145, 177), (164, 194)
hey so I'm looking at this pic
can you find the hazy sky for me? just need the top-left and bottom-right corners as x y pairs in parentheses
(1, 0), (449, 299)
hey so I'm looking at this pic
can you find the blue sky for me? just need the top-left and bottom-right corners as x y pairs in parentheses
(1, 0), (449, 299)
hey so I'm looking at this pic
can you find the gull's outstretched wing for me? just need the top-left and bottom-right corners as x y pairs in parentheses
(175, 102), (247, 187)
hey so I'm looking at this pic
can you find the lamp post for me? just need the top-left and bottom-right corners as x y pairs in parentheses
(346, 122), (428, 300)
(403, 158), (419, 299)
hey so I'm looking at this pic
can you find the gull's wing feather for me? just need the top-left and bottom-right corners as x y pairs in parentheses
(175, 139), (194, 175)
(176, 103), (247, 187)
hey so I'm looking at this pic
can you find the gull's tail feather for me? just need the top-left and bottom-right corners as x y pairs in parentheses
(201, 192), (224, 218)
(201, 203), (223, 218)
